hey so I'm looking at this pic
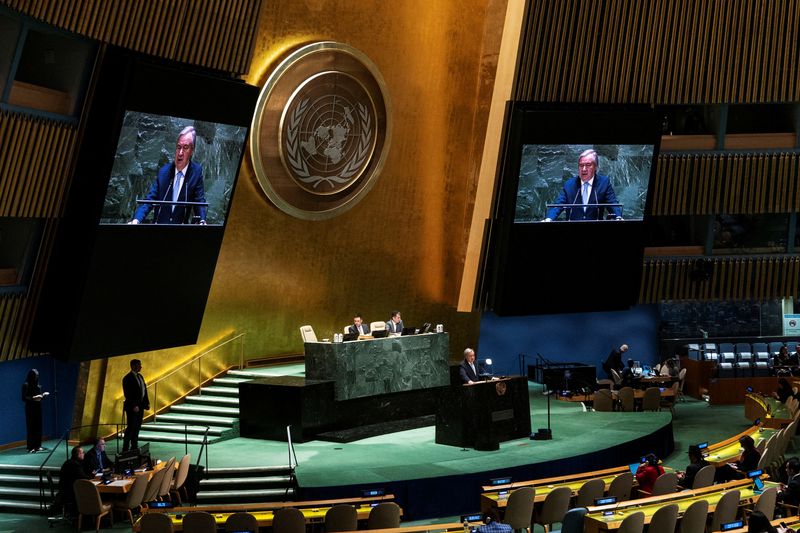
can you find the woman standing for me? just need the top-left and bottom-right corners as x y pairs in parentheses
(21, 369), (48, 453)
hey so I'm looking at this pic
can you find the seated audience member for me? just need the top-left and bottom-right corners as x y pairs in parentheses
(619, 359), (638, 387)
(348, 314), (370, 336)
(747, 510), (781, 533)
(716, 435), (761, 482)
(774, 346), (793, 376)
(385, 311), (404, 334)
(459, 348), (479, 384)
(83, 437), (111, 475)
(58, 446), (91, 516)
(477, 507), (512, 533)
(677, 445), (710, 489)
(774, 378), (795, 404)
(778, 457), (800, 509)
(635, 453), (664, 494)
(664, 358), (679, 378)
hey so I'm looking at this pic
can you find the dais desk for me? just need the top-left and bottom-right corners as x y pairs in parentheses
(745, 393), (793, 428)
(702, 425), (776, 467)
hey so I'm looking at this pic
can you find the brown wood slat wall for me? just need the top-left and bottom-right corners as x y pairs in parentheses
(515, 0), (800, 103)
(0, 111), (76, 360)
(1, 0), (261, 75)
(640, 256), (800, 303)
(652, 153), (800, 215)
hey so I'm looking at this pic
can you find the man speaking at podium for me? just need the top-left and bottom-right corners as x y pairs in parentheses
(459, 348), (479, 384)
(129, 126), (207, 225)
(544, 149), (622, 222)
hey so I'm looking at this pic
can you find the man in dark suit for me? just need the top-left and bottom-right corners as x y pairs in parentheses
(459, 348), (480, 384)
(129, 126), (207, 225)
(122, 359), (149, 452)
(386, 311), (404, 334)
(677, 445), (710, 489)
(778, 457), (800, 507)
(544, 149), (622, 222)
(58, 446), (91, 516)
(83, 437), (111, 474)
(348, 314), (370, 336)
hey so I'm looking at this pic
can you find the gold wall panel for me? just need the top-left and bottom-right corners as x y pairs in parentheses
(515, 0), (800, 104)
(85, 0), (505, 426)
(640, 256), (800, 303)
(2, 0), (261, 75)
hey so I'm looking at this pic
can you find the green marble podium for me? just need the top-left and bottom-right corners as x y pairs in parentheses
(304, 332), (450, 400)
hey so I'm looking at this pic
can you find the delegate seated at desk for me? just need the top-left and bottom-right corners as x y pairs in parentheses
(543, 149), (622, 222)
(58, 446), (91, 515)
(83, 437), (112, 475)
(348, 314), (370, 336)
(386, 311), (404, 334)
(677, 445), (710, 489)
(716, 435), (761, 482)
(619, 359), (638, 387)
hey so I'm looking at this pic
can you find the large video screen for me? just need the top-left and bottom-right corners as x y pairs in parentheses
(515, 143), (654, 223)
(100, 111), (247, 225)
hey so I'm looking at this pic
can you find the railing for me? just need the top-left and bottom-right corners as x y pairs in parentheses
(118, 332), (246, 425)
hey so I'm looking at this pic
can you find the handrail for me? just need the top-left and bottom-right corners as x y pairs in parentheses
(147, 332), (247, 389)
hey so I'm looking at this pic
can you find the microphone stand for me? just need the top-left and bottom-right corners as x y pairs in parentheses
(531, 353), (553, 441)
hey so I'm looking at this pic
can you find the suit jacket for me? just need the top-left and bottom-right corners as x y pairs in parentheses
(83, 447), (112, 474)
(58, 459), (91, 504)
(122, 371), (150, 411)
(679, 459), (710, 489)
(546, 174), (622, 221)
(348, 323), (370, 335)
(459, 360), (479, 383)
(133, 161), (206, 224)
(386, 319), (404, 334)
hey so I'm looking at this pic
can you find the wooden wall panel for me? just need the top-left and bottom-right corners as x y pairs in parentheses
(514, 0), (800, 104)
(651, 153), (800, 216)
(2, 0), (261, 75)
(640, 256), (800, 303)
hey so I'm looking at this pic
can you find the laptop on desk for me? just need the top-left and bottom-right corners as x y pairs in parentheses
(342, 332), (359, 341)
(401, 327), (418, 336)
(371, 330), (388, 338)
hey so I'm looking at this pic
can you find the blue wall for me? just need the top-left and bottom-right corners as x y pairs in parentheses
(0, 356), (79, 446)
(477, 305), (661, 378)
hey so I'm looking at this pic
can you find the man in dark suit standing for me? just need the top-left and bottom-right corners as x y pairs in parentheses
(544, 149), (622, 222)
(122, 359), (149, 452)
(348, 314), (370, 336)
(459, 348), (480, 384)
(129, 126), (207, 225)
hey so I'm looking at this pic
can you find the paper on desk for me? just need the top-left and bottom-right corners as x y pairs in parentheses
(108, 480), (129, 486)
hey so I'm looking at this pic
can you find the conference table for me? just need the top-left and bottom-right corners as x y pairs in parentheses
(744, 392), (793, 428)
(92, 460), (173, 494)
(133, 495), (400, 532)
(583, 477), (776, 533)
(555, 387), (675, 403)
(716, 515), (800, 533)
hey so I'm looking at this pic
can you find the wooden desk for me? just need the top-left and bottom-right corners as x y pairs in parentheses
(745, 393), (793, 428)
(584, 478), (777, 533)
(480, 465), (663, 511)
(338, 522), (478, 533)
(712, 514), (800, 533)
(702, 426), (777, 467)
(555, 388), (675, 403)
(134, 500), (403, 532)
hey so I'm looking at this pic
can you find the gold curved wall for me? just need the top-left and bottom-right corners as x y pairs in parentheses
(84, 0), (507, 428)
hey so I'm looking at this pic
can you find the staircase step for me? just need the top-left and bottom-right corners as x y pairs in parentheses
(225, 370), (280, 379)
(141, 424), (226, 436)
(0, 464), (59, 473)
(200, 475), (293, 487)
(0, 486), (42, 498)
(185, 395), (239, 406)
(212, 377), (250, 387)
(0, 474), (52, 485)
(155, 413), (237, 426)
(197, 488), (294, 500)
(137, 432), (214, 445)
(0, 499), (43, 511)
(200, 386), (240, 397)
(169, 404), (240, 417)
(205, 466), (293, 476)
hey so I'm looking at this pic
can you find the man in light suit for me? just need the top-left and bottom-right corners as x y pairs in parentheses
(122, 359), (149, 452)
(459, 348), (480, 384)
(386, 311), (404, 334)
(129, 126), (207, 225)
(348, 314), (370, 336)
(544, 149), (622, 222)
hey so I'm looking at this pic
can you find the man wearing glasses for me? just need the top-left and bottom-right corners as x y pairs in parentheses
(129, 126), (207, 225)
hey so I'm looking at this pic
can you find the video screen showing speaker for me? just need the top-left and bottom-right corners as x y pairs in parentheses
(100, 111), (247, 226)
(31, 48), (259, 360)
(480, 103), (661, 316)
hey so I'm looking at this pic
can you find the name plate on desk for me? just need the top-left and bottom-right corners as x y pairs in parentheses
(305, 332), (450, 400)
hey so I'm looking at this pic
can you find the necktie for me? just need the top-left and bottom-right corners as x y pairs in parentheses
(582, 181), (590, 212)
(172, 171), (183, 211)
(137, 373), (145, 401)
(97, 451), (103, 469)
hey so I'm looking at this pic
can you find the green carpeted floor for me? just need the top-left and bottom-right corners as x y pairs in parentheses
(0, 386), (757, 532)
